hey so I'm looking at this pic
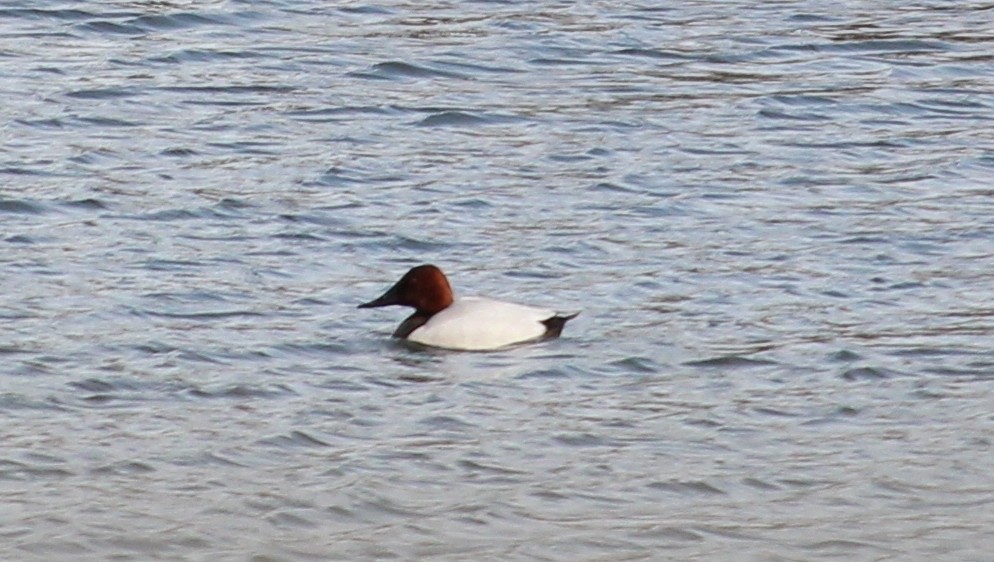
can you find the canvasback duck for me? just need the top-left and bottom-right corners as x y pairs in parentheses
(358, 264), (578, 351)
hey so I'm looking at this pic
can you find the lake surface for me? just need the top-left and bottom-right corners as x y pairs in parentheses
(2, 1), (993, 560)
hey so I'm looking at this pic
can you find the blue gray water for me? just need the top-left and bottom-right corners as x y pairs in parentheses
(2, 1), (994, 560)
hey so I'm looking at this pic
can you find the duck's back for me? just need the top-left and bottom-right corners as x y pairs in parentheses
(407, 297), (554, 350)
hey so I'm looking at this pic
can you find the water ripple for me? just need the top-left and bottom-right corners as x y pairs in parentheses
(2, 0), (994, 560)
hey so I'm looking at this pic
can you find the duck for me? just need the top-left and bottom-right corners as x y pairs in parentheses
(358, 264), (578, 351)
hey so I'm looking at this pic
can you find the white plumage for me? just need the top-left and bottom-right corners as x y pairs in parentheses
(406, 297), (555, 351)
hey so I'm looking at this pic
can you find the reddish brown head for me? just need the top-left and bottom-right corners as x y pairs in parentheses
(358, 264), (454, 315)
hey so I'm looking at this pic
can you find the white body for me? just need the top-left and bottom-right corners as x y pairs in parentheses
(407, 296), (557, 351)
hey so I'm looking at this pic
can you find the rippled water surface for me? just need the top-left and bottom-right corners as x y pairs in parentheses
(3, 1), (994, 560)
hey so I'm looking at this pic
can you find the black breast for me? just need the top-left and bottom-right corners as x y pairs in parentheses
(393, 312), (432, 339)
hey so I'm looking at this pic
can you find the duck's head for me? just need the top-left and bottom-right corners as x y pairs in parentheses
(358, 264), (454, 315)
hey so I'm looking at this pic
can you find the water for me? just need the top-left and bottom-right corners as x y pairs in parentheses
(2, 1), (993, 560)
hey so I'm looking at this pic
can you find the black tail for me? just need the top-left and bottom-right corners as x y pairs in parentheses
(541, 312), (579, 338)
